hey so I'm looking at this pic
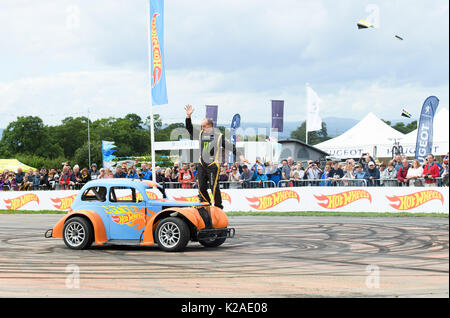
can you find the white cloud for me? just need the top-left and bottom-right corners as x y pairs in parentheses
(0, 0), (448, 129)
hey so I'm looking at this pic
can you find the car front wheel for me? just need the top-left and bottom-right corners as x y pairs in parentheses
(62, 217), (94, 250)
(155, 217), (190, 252)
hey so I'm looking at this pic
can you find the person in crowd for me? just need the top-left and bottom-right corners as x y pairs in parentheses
(189, 163), (197, 179)
(79, 167), (90, 185)
(254, 166), (268, 188)
(354, 164), (368, 186)
(21, 172), (33, 191)
(268, 162), (282, 187)
(31, 170), (41, 190)
(397, 159), (410, 187)
(178, 163), (195, 189)
(228, 165), (241, 189)
(113, 166), (127, 179)
(422, 154), (440, 187)
(69, 165), (82, 189)
(380, 161), (397, 187)
(98, 168), (106, 179)
(15, 168), (25, 191)
(239, 165), (253, 188)
(291, 162), (305, 181)
(125, 166), (139, 179)
(218, 166), (229, 189)
(442, 156), (449, 186)
(162, 168), (174, 187)
(393, 154), (403, 172)
(365, 161), (380, 187)
(342, 162), (356, 186)
(171, 162), (180, 181)
(304, 160), (322, 186)
(359, 153), (375, 171)
(233, 161), (243, 174)
(328, 161), (344, 186)
(89, 163), (100, 180)
(47, 169), (57, 190)
(139, 163), (152, 180)
(39, 168), (50, 190)
(59, 165), (72, 190)
(280, 159), (291, 185)
(404, 159), (423, 187)
(320, 164), (332, 186)
(106, 169), (114, 179)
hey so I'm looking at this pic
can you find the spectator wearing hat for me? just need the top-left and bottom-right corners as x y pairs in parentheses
(366, 161), (380, 187)
(89, 163), (100, 180)
(353, 164), (367, 186)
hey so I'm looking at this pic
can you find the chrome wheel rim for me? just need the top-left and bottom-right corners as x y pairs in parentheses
(64, 222), (86, 247)
(158, 222), (181, 248)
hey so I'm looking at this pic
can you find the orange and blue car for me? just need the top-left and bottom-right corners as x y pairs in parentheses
(45, 179), (234, 252)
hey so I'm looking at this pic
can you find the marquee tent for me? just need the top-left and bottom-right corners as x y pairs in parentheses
(315, 112), (406, 159)
(0, 159), (36, 173)
(399, 108), (449, 157)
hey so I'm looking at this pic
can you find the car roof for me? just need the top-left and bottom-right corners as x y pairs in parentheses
(82, 178), (150, 191)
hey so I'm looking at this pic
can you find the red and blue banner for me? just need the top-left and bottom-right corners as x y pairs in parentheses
(415, 96), (439, 163)
(149, 0), (168, 105)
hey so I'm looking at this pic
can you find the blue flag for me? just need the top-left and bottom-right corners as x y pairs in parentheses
(228, 114), (241, 165)
(149, 0), (168, 105)
(415, 96), (439, 163)
(102, 140), (117, 168)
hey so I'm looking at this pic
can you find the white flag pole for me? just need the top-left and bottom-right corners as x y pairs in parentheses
(305, 83), (309, 145)
(146, 0), (156, 182)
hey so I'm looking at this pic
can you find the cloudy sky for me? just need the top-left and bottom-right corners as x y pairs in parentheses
(0, 0), (448, 128)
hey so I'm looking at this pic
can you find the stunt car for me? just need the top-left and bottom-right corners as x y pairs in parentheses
(45, 179), (234, 252)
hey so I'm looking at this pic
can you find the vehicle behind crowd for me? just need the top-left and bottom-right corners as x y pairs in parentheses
(1, 152), (448, 191)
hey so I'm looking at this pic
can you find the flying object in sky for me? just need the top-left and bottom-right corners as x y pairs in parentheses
(357, 19), (374, 29)
(395, 35), (404, 40)
(401, 109), (412, 118)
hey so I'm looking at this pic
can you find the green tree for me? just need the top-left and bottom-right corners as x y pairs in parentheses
(0, 116), (63, 158)
(290, 121), (331, 145)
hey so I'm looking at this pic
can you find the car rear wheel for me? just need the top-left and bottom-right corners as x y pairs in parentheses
(63, 217), (94, 250)
(155, 217), (190, 252)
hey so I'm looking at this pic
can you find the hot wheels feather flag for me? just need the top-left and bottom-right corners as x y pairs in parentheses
(149, 0), (168, 105)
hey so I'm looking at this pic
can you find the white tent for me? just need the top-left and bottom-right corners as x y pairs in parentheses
(400, 108), (449, 156)
(315, 112), (406, 158)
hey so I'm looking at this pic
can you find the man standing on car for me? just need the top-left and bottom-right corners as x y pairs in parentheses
(184, 105), (239, 211)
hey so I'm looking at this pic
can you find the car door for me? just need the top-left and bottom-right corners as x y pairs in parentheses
(106, 186), (148, 240)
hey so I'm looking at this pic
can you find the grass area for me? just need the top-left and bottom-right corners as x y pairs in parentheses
(0, 209), (447, 218)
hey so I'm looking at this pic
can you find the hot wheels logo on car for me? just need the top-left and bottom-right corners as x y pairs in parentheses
(4, 194), (39, 210)
(173, 192), (232, 204)
(51, 195), (77, 210)
(103, 205), (147, 231)
(386, 190), (444, 210)
(314, 190), (372, 209)
(117, 191), (158, 202)
(246, 190), (300, 210)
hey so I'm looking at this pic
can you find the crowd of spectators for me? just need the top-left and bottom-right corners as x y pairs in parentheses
(1, 152), (448, 191)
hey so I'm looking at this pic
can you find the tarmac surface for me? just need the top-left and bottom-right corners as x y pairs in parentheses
(0, 214), (448, 297)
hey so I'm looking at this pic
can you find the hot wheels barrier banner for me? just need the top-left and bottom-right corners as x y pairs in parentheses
(0, 187), (448, 213)
(149, 0), (168, 105)
(415, 96), (439, 163)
